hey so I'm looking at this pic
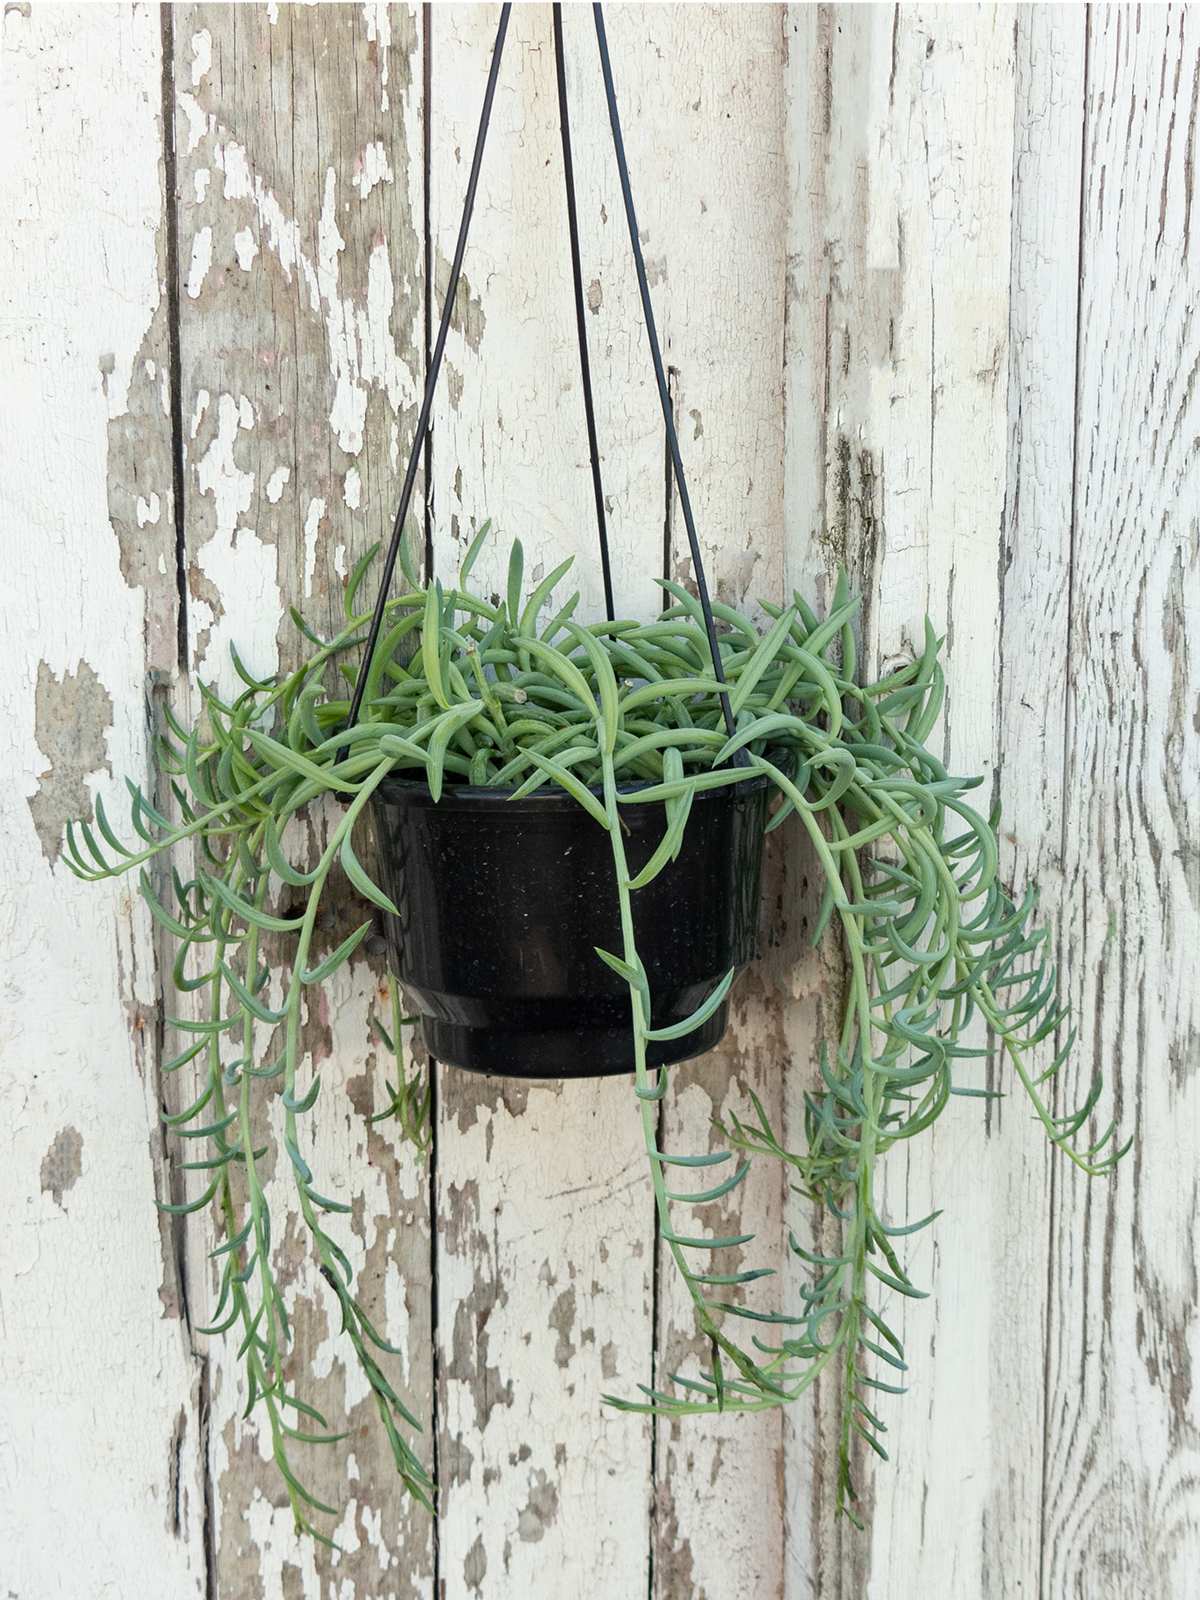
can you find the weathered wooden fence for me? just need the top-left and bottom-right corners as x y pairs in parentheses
(2, 4), (1197, 1597)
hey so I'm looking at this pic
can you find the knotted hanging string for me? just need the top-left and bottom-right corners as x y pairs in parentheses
(345, 1), (739, 756)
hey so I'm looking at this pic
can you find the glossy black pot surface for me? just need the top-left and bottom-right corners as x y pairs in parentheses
(370, 770), (771, 1079)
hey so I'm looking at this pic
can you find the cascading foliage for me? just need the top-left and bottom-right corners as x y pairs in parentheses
(66, 523), (1124, 1538)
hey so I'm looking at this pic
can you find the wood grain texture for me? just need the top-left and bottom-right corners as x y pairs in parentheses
(0, 4), (205, 1594)
(423, 9), (795, 1595)
(782, 7), (1029, 1594)
(636, 9), (790, 1598)
(1043, 8), (1200, 1596)
(425, 9), (655, 1591)
(168, 7), (435, 1593)
(7, 4), (1200, 1595)
(993, 11), (1088, 1596)
(174, 0), (425, 689)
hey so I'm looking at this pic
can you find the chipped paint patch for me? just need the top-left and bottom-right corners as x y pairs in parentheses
(191, 393), (282, 692)
(27, 660), (113, 862)
(190, 27), (211, 88)
(353, 139), (394, 199)
(233, 226), (258, 271)
(303, 498), (327, 599)
(516, 1469), (559, 1542)
(40, 1125), (83, 1207)
(186, 225), (213, 298)
(363, 3), (392, 113)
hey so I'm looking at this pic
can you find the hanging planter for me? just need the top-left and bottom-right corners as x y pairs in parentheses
(346, 0), (774, 1083)
(372, 763), (772, 1078)
(66, 0), (1126, 1550)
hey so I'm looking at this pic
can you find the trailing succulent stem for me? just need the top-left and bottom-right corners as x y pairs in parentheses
(68, 523), (1124, 1531)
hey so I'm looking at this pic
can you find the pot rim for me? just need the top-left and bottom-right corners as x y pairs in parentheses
(374, 759), (779, 811)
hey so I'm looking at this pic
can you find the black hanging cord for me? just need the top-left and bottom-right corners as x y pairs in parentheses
(591, 4), (740, 748)
(344, 3), (512, 740)
(553, 3), (614, 623)
(346, 1), (741, 758)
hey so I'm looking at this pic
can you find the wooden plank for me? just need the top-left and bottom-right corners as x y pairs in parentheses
(1042, 7), (1200, 1595)
(633, 7), (792, 1597)
(782, 7), (1024, 1592)
(169, 6), (435, 1592)
(0, 3), (206, 1593)
(779, 12), (843, 1591)
(844, 7), (1019, 1588)
(426, 8), (654, 1592)
(991, 11), (1088, 1594)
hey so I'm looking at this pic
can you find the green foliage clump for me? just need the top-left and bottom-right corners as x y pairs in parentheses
(67, 524), (1123, 1538)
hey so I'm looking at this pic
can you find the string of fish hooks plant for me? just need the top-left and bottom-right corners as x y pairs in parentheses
(66, 522), (1125, 1539)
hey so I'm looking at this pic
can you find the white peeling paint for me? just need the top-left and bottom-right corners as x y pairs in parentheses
(190, 28), (212, 89)
(316, 168), (370, 454)
(197, 140), (409, 473)
(189, 386), (210, 439)
(193, 393), (281, 694)
(364, 4), (391, 114)
(222, 140), (253, 201)
(186, 225), (212, 299)
(362, 239), (407, 409)
(135, 492), (160, 527)
(384, 1255), (411, 1389)
(353, 139), (394, 199)
(265, 465), (290, 503)
(343, 466), (361, 509)
(195, 393), (253, 529)
(234, 226), (258, 271)
(303, 496), (326, 598)
(1, 5), (205, 1592)
(177, 91), (208, 154)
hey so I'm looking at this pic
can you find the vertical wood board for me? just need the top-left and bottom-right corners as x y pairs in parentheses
(992, 10), (1088, 1597)
(1043, 8), (1200, 1596)
(0, 4), (205, 1595)
(169, 6), (435, 1594)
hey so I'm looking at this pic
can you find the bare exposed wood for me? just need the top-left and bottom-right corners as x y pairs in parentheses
(168, 6), (434, 1592)
(1043, 8), (1200, 1595)
(173, 1), (425, 689)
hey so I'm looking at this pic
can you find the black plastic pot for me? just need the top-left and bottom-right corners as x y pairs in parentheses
(370, 770), (771, 1079)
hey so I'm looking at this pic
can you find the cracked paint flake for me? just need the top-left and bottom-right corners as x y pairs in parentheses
(191, 392), (282, 691)
(40, 1125), (83, 1208)
(353, 139), (394, 199)
(26, 660), (113, 862)
(303, 497), (327, 598)
(186, 225), (212, 299)
(233, 225), (258, 271)
(190, 27), (211, 88)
